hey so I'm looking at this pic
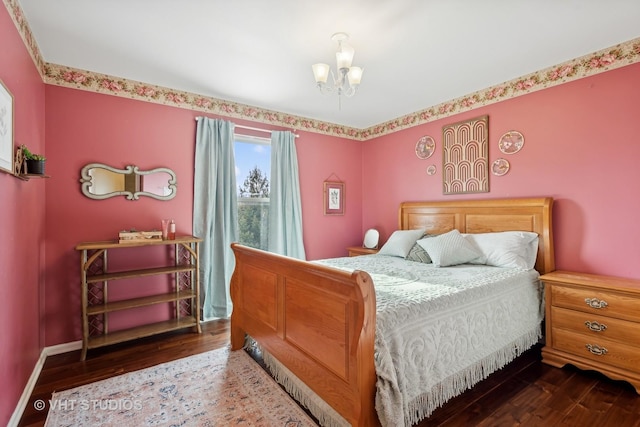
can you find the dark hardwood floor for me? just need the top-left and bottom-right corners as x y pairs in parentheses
(19, 320), (640, 426)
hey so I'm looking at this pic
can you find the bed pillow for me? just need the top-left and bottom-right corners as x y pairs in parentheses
(378, 229), (426, 258)
(405, 235), (433, 263)
(464, 231), (539, 269)
(417, 229), (484, 267)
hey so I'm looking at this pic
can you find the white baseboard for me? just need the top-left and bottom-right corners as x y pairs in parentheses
(8, 340), (82, 427)
(43, 340), (82, 356)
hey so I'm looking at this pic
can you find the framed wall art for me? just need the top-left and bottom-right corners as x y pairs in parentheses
(324, 181), (345, 215)
(442, 115), (489, 195)
(0, 79), (14, 174)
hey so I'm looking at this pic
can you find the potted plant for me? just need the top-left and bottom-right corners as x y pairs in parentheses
(21, 144), (46, 175)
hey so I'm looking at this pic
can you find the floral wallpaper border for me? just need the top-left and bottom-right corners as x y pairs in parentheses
(5, 0), (640, 141)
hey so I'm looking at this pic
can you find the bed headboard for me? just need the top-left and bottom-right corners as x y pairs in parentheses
(399, 197), (555, 274)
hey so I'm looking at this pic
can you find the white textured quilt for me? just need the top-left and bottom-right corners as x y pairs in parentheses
(317, 255), (544, 427)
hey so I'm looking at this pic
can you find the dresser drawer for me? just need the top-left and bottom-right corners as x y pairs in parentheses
(550, 306), (640, 344)
(552, 327), (640, 373)
(550, 285), (640, 322)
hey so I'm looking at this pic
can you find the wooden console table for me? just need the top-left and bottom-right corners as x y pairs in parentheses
(76, 236), (202, 360)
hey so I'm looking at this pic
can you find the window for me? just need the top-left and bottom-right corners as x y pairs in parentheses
(235, 135), (271, 251)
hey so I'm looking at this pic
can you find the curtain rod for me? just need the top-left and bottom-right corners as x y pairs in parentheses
(195, 118), (298, 137)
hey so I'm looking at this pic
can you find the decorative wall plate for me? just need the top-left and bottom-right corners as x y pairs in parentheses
(415, 136), (436, 159)
(498, 131), (524, 154)
(492, 158), (510, 176)
(426, 164), (436, 175)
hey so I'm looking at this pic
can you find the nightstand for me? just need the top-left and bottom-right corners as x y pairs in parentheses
(540, 270), (640, 393)
(347, 246), (379, 257)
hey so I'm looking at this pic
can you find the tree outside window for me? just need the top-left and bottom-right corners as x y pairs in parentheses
(237, 165), (269, 250)
(235, 138), (271, 251)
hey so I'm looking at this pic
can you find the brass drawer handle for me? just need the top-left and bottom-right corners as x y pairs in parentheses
(585, 297), (608, 309)
(584, 320), (607, 332)
(586, 343), (608, 356)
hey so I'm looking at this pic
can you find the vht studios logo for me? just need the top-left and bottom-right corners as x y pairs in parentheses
(34, 398), (143, 411)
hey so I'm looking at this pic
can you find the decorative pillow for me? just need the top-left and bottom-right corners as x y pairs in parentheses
(405, 235), (433, 263)
(417, 229), (484, 267)
(378, 229), (426, 258)
(464, 231), (539, 269)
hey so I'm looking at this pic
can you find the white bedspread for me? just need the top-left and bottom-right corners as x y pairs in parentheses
(317, 254), (544, 427)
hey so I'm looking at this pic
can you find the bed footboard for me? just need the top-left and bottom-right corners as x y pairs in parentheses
(230, 243), (378, 426)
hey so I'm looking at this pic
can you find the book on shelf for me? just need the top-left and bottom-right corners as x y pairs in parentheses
(118, 230), (163, 244)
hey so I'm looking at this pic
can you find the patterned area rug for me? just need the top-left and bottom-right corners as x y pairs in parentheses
(44, 346), (317, 426)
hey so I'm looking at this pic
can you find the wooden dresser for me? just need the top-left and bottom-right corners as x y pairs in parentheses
(540, 270), (640, 393)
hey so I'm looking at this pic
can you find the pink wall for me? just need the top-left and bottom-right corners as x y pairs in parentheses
(363, 62), (640, 279)
(0, 5), (46, 424)
(4, 1), (639, 420)
(43, 86), (363, 346)
(296, 132), (364, 260)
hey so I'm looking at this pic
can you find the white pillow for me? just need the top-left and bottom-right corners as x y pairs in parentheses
(417, 229), (484, 267)
(378, 229), (426, 258)
(464, 231), (539, 269)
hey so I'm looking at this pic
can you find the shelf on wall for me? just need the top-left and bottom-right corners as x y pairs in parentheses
(14, 173), (51, 181)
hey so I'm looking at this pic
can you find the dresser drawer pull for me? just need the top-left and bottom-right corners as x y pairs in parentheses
(584, 297), (608, 309)
(584, 320), (607, 332)
(585, 344), (608, 356)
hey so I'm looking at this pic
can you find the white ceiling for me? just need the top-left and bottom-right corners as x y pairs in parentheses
(17, 0), (640, 129)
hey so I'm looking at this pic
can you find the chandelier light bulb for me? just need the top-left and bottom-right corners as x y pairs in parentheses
(312, 63), (330, 83)
(347, 66), (363, 86)
(336, 50), (353, 70)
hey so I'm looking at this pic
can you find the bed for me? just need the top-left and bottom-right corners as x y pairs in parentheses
(230, 197), (554, 426)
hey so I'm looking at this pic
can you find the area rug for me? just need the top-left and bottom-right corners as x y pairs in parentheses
(44, 346), (318, 426)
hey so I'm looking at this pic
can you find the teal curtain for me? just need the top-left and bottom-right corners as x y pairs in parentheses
(193, 117), (238, 319)
(268, 131), (306, 260)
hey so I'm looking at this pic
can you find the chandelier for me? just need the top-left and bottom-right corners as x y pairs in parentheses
(312, 32), (364, 108)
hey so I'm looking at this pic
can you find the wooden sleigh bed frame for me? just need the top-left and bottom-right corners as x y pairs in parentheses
(230, 197), (555, 426)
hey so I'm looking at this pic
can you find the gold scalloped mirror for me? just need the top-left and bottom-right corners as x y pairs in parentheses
(80, 163), (177, 201)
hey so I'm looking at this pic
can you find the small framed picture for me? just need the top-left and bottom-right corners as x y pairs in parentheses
(0, 79), (14, 174)
(324, 181), (345, 215)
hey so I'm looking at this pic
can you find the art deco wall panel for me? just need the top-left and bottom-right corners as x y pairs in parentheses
(442, 115), (489, 194)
